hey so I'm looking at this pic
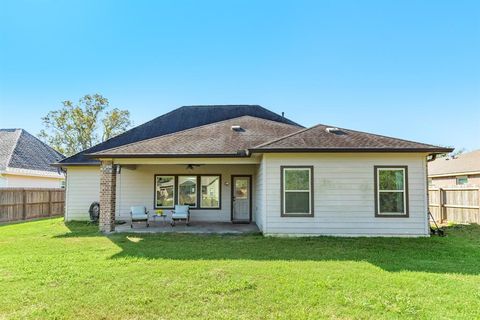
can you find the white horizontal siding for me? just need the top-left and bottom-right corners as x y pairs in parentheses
(65, 166), (100, 221)
(254, 159), (266, 232)
(116, 164), (256, 222)
(263, 153), (429, 236)
(3, 174), (63, 188)
(0, 176), (6, 187)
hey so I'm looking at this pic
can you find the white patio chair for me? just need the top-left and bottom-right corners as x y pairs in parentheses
(171, 205), (190, 226)
(130, 206), (149, 228)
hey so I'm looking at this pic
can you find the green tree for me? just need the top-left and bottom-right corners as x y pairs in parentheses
(435, 146), (464, 159)
(39, 94), (131, 156)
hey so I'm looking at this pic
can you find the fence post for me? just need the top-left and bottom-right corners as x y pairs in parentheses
(22, 189), (27, 220)
(48, 190), (52, 216)
(439, 188), (446, 223)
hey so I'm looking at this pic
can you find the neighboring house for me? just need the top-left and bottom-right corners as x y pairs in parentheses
(54, 105), (451, 236)
(0, 129), (64, 188)
(428, 150), (480, 187)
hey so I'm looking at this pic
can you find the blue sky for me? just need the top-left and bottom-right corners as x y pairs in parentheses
(0, 0), (479, 150)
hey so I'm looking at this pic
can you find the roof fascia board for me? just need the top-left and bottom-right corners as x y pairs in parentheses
(249, 148), (453, 154)
(112, 157), (260, 165)
(91, 153), (248, 159)
(429, 171), (480, 178)
(51, 162), (100, 168)
(4, 167), (64, 178)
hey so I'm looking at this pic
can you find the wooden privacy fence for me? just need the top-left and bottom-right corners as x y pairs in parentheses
(0, 188), (65, 223)
(429, 187), (480, 224)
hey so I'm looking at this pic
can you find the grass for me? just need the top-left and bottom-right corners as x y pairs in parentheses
(0, 218), (479, 319)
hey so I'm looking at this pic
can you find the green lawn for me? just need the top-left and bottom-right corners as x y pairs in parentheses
(0, 218), (479, 319)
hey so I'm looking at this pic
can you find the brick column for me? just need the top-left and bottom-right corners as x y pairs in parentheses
(99, 160), (116, 233)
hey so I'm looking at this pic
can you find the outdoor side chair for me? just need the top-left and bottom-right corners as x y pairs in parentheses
(130, 206), (149, 228)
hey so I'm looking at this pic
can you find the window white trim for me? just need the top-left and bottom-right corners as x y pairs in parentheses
(281, 167), (314, 217)
(375, 167), (408, 216)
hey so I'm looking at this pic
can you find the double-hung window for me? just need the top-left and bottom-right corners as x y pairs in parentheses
(374, 166), (408, 217)
(281, 166), (314, 217)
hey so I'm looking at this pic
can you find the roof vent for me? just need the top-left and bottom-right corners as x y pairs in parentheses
(326, 127), (342, 134)
(231, 125), (243, 132)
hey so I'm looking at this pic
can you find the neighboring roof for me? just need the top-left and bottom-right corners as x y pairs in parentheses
(89, 116), (301, 157)
(0, 129), (20, 171)
(250, 124), (452, 153)
(58, 105), (301, 165)
(0, 129), (64, 173)
(428, 150), (480, 177)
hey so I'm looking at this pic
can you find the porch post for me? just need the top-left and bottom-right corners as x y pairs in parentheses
(99, 160), (116, 233)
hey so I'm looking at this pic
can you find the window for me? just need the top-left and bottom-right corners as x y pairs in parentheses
(155, 176), (175, 208)
(281, 166), (314, 217)
(374, 166), (408, 217)
(178, 176), (197, 207)
(456, 176), (468, 185)
(201, 175), (221, 208)
(154, 174), (222, 209)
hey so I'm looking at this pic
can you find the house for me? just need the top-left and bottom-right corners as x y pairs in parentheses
(0, 129), (64, 188)
(428, 150), (480, 187)
(54, 105), (451, 236)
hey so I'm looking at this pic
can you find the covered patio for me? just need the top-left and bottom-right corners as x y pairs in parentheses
(96, 157), (261, 233)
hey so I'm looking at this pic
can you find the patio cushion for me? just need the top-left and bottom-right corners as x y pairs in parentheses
(130, 206), (148, 220)
(131, 213), (148, 220)
(172, 205), (189, 219)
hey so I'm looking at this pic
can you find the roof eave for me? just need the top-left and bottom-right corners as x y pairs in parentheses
(86, 153), (250, 159)
(51, 161), (100, 167)
(249, 147), (454, 154)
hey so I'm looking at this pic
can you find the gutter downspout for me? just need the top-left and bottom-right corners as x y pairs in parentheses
(425, 155), (430, 236)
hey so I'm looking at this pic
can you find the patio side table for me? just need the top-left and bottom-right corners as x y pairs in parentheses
(152, 214), (168, 226)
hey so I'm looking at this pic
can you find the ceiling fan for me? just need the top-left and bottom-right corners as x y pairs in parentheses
(185, 164), (202, 170)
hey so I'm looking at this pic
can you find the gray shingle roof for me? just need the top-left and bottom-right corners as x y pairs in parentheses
(0, 129), (64, 173)
(0, 129), (21, 171)
(90, 119), (451, 158)
(58, 105), (451, 163)
(428, 150), (480, 176)
(90, 116), (301, 157)
(250, 124), (452, 153)
(58, 105), (301, 165)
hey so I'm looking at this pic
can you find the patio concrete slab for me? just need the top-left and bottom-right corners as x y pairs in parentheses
(115, 221), (260, 234)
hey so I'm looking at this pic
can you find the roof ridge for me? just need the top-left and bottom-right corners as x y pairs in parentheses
(5, 129), (22, 168)
(252, 124), (323, 148)
(89, 115), (299, 156)
(181, 104), (261, 107)
(0, 128), (24, 131)
(253, 123), (445, 150)
(181, 105), (303, 127)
